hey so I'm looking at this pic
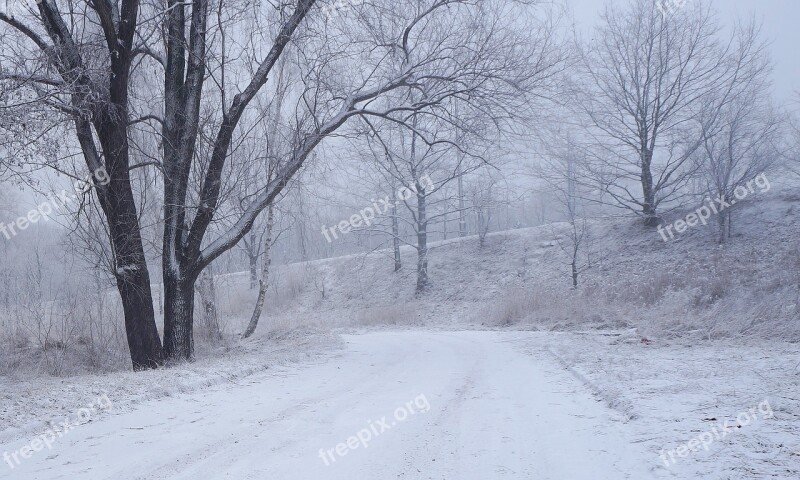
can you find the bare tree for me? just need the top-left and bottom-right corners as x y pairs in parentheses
(558, 173), (592, 289)
(537, 133), (593, 287)
(695, 24), (784, 242)
(1, 0), (562, 367)
(468, 170), (508, 248)
(242, 204), (274, 339)
(359, 109), (489, 292)
(233, 85), (292, 340)
(1, 0), (179, 368)
(577, 0), (754, 226)
(332, 0), (564, 292)
(196, 262), (222, 342)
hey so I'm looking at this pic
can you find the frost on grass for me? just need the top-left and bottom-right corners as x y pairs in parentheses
(515, 331), (800, 479)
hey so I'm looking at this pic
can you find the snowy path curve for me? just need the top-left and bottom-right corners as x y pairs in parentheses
(3, 331), (665, 479)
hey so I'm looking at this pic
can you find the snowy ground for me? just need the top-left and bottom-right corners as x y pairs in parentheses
(2, 330), (797, 479)
(0, 330), (340, 446)
(525, 330), (800, 479)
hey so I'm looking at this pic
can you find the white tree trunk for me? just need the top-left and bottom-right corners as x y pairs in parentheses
(243, 205), (275, 339)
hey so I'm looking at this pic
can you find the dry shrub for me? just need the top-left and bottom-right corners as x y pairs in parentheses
(0, 283), (129, 377)
(0, 323), (29, 375)
(608, 271), (681, 307)
(480, 286), (624, 329)
(353, 303), (419, 327)
(481, 288), (540, 327)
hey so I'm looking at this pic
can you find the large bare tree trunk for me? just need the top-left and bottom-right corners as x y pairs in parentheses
(95, 110), (164, 371)
(718, 207), (732, 244)
(477, 207), (489, 247)
(106, 196), (164, 370)
(162, 275), (196, 361)
(243, 205), (275, 339)
(249, 258), (259, 289)
(8, 0), (166, 370)
(640, 147), (659, 227)
(106, 193), (163, 370)
(571, 258), (579, 288)
(197, 263), (222, 342)
(159, 0), (317, 362)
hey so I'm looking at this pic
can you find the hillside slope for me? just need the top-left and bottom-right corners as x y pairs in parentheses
(219, 177), (800, 342)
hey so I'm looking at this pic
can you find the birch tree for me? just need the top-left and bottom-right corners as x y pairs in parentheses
(242, 204), (274, 339)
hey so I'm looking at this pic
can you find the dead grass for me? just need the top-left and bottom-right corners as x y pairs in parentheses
(481, 245), (800, 343)
(0, 287), (129, 377)
(352, 302), (419, 327)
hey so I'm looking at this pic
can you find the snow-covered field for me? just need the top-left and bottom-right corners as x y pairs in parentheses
(520, 331), (800, 479)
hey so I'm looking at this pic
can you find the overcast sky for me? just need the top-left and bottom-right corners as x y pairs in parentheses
(566, 0), (800, 107)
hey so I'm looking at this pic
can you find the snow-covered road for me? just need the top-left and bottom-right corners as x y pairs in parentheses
(3, 331), (665, 479)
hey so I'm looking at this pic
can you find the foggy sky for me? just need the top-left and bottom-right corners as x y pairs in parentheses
(567, 0), (800, 107)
